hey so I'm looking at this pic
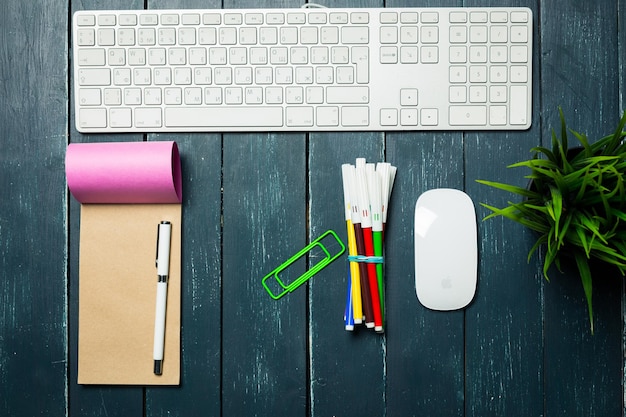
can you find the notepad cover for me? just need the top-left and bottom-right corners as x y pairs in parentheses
(77, 203), (181, 385)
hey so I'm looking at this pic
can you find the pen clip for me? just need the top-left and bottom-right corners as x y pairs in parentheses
(155, 223), (160, 268)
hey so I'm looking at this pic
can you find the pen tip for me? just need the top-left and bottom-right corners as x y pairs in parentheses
(154, 360), (163, 375)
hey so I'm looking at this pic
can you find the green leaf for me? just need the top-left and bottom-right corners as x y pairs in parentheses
(549, 186), (563, 237)
(475, 179), (537, 198)
(571, 130), (592, 156)
(603, 110), (626, 155)
(530, 146), (557, 163)
(573, 252), (594, 334)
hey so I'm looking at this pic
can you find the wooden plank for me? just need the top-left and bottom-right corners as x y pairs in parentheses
(218, 1), (308, 414)
(222, 133), (308, 416)
(384, 132), (465, 417)
(540, 1), (623, 415)
(142, 1), (223, 416)
(382, 1), (465, 415)
(306, 1), (387, 414)
(0, 1), (68, 416)
(67, 0), (145, 415)
(462, 0), (544, 415)
(308, 132), (386, 417)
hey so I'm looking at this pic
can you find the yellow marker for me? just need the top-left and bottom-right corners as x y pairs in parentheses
(342, 164), (363, 324)
(346, 219), (363, 324)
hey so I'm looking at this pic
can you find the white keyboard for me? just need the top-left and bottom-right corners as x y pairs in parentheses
(73, 7), (533, 132)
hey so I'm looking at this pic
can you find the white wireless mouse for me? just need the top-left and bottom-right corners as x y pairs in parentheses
(414, 188), (477, 311)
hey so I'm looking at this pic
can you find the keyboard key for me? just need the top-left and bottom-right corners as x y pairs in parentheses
(380, 108), (398, 126)
(161, 14), (179, 25)
(140, 14), (158, 25)
(329, 12), (348, 24)
(182, 13), (201, 25)
(79, 108), (107, 128)
(351, 46), (369, 83)
(165, 107), (283, 127)
(400, 12), (418, 24)
(509, 85), (528, 125)
(119, 14), (137, 26)
(78, 49), (105, 66)
(78, 68), (111, 86)
(421, 46), (438, 63)
(510, 11), (529, 23)
(342, 27), (369, 44)
(350, 12), (369, 24)
(380, 12), (398, 24)
(135, 108), (162, 127)
(286, 106), (314, 126)
(421, 12), (438, 23)
(109, 108), (132, 128)
(490, 105), (507, 125)
(77, 29), (95, 46)
(400, 89), (418, 106)
(449, 105), (487, 125)
(326, 86), (369, 104)
(380, 46), (398, 64)
(98, 15), (116, 26)
(317, 106), (339, 126)
(421, 108), (438, 125)
(76, 14), (96, 26)
(79, 89), (101, 105)
(341, 106), (369, 126)
(400, 108), (418, 125)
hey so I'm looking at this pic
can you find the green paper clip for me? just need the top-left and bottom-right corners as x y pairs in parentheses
(262, 230), (346, 300)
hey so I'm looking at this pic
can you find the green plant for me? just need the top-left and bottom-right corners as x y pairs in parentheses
(477, 108), (626, 333)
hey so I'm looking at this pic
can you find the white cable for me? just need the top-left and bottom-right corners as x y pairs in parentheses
(301, 2), (327, 8)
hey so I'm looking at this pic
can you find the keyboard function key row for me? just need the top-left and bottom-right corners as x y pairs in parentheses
(75, 11), (372, 27)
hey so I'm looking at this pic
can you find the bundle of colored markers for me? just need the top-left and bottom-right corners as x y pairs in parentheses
(341, 159), (396, 333)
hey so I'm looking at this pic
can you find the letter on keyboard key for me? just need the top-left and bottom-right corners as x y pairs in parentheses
(165, 107), (283, 127)
(449, 106), (487, 125)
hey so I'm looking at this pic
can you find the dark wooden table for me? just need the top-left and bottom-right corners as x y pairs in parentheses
(1, 0), (625, 416)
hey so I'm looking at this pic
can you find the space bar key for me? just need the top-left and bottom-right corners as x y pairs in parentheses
(165, 107), (283, 127)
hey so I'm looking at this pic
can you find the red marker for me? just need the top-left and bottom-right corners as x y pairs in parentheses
(355, 159), (382, 331)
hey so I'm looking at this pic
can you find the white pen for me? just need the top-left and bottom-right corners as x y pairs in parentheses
(153, 221), (171, 375)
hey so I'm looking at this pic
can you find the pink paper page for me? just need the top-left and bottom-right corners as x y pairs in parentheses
(66, 141), (182, 204)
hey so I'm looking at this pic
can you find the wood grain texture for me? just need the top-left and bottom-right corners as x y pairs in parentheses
(222, 133), (307, 416)
(306, 2), (387, 416)
(219, 3), (309, 417)
(308, 132), (386, 417)
(383, 1), (465, 415)
(463, 0), (544, 416)
(0, 1), (68, 415)
(541, 1), (623, 416)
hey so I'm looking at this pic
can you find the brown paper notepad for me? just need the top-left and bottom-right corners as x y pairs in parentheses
(77, 204), (181, 385)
